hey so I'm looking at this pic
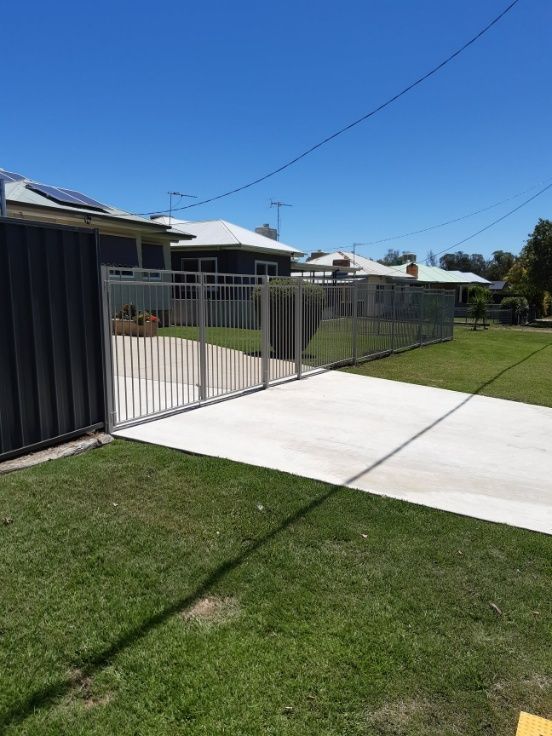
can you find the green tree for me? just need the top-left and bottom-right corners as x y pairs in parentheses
(468, 285), (491, 330)
(484, 250), (516, 281)
(440, 251), (486, 275)
(507, 219), (552, 315)
(378, 248), (402, 266)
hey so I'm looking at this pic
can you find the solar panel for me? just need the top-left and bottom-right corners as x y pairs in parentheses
(0, 169), (25, 183)
(26, 183), (106, 211)
(60, 188), (106, 210)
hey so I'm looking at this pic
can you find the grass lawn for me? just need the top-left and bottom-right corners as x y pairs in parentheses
(1, 440), (551, 735)
(345, 326), (552, 408)
(160, 318), (424, 366)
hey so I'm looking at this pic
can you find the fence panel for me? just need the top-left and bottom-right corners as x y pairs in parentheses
(103, 270), (455, 430)
(0, 218), (104, 461)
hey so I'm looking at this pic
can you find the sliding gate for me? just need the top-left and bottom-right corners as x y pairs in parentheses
(102, 268), (455, 430)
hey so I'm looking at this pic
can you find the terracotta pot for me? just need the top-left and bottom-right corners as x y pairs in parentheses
(112, 319), (159, 337)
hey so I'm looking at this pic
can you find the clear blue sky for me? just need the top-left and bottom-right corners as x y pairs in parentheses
(2, 0), (550, 261)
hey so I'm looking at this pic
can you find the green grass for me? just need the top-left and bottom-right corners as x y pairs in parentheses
(160, 318), (420, 365)
(345, 326), (552, 408)
(160, 325), (262, 353)
(1, 440), (551, 735)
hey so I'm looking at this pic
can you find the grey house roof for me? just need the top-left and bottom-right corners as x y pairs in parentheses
(152, 216), (304, 257)
(2, 168), (194, 237)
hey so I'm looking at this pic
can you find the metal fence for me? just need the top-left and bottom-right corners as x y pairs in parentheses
(102, 268), (455, 430)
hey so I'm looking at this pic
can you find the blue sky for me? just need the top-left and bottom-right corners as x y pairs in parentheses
(2, 0), (550, 261)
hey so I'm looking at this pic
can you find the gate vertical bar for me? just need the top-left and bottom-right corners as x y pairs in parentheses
(390, 285), (396, 353)
(261, 276), (270, 388)
(198, 273), (207, 401)
(419, 288), (424, 346)
(100, 265), (115, 432)
(295, 279), (303, 379)
(352, 280), (359, 364)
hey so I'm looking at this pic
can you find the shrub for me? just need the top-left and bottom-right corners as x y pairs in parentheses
(253, 279), (325, 359)
(500, 296), (529, 324)
(115, 304), (158, 324)
(468, 286), (491, 330)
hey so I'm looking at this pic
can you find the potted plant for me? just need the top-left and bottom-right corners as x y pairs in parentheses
(254, 280), (325, 359)
(112, 304), (159, 337)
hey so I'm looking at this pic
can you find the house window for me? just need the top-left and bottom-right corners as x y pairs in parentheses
(99, 235), (139, 267)
(255, 260), (278, 277)
(180, 257), (218, 286)
(142, 243), (165, 269)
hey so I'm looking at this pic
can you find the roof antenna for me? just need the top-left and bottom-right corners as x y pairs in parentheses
(168, 191), (197, 226)
(270, 199), (292, 241)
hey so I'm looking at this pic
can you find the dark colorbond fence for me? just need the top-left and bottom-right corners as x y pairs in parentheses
(0, 219), (105, 461)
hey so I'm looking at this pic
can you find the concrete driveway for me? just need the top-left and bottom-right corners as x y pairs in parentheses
(116, 371), (552, 534)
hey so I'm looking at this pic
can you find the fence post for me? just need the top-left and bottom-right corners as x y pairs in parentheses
(295, 279), (303, 379)
(390, 286), (396, 353)
(100, 265), (115, 433)
(198, 274), (207, 401)
(261, 276), (270, 388)
(352, 281), (359, 363)
(419, 288), (424, 346)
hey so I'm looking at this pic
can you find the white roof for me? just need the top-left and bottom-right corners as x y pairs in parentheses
(392, 263), (491, 284)
(306, 251), (413, 279)
(153, 216), (303, 256)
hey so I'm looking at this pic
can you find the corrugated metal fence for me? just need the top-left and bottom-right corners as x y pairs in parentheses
(0, 219), (105, 461)
(103, 268), (455, 430)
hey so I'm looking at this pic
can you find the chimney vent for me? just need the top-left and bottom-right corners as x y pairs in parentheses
(406, 262), (419, 279)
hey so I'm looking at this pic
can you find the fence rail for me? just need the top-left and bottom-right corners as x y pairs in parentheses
(102, 268), (455, 430)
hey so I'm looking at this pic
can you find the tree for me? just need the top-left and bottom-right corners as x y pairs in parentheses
(440, 251), (486, 275)
(484, 250), (516, 281)
(440, 251), (472, 272)
(426, 249), (437, 266)
(378, 248), (402, 266)
(507, 219), (552, 315)
(468, 285), (491, 330)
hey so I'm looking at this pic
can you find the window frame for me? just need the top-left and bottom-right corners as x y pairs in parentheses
(255, 260), (279, 277)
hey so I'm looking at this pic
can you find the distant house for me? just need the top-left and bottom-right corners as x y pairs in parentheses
(1, 168), (194, 273)
(298, 250), (414, 284)
(392, 262), (491, 303)
(151, 216), (303, 277)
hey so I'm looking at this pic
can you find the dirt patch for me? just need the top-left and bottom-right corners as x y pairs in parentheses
(68, 668), (112, 710)
(365, 698), (466, 735)
(487, 674), (552, 727)
(181, 596), (239, 625)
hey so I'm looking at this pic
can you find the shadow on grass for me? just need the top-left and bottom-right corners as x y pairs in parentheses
(2, 341), (550, 730)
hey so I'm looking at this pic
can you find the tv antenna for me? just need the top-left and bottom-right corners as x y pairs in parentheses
(168, 191), (197, 225)
(352, 242), (370, 261)
(270, 199), (292, 240)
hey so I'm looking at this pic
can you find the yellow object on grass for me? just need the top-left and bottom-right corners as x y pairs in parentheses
(516, 711), (552, 736)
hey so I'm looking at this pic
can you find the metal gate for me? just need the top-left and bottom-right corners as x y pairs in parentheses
(101, 267), (455, 430)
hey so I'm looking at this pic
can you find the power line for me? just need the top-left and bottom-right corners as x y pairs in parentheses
(137, 0), (521, 217)
(354, 177), (552, 248)
(423, 180), (552, 264)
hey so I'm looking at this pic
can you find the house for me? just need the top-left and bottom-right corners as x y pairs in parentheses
(299, 250), (414, 284)
(1, 168), (197, 319)
(151, 216), (303, 276)
(1, 168), (194, 272)
(392, 262), (491, 303)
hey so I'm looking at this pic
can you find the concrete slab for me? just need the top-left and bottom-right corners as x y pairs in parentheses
(115, 371), (552, 535)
